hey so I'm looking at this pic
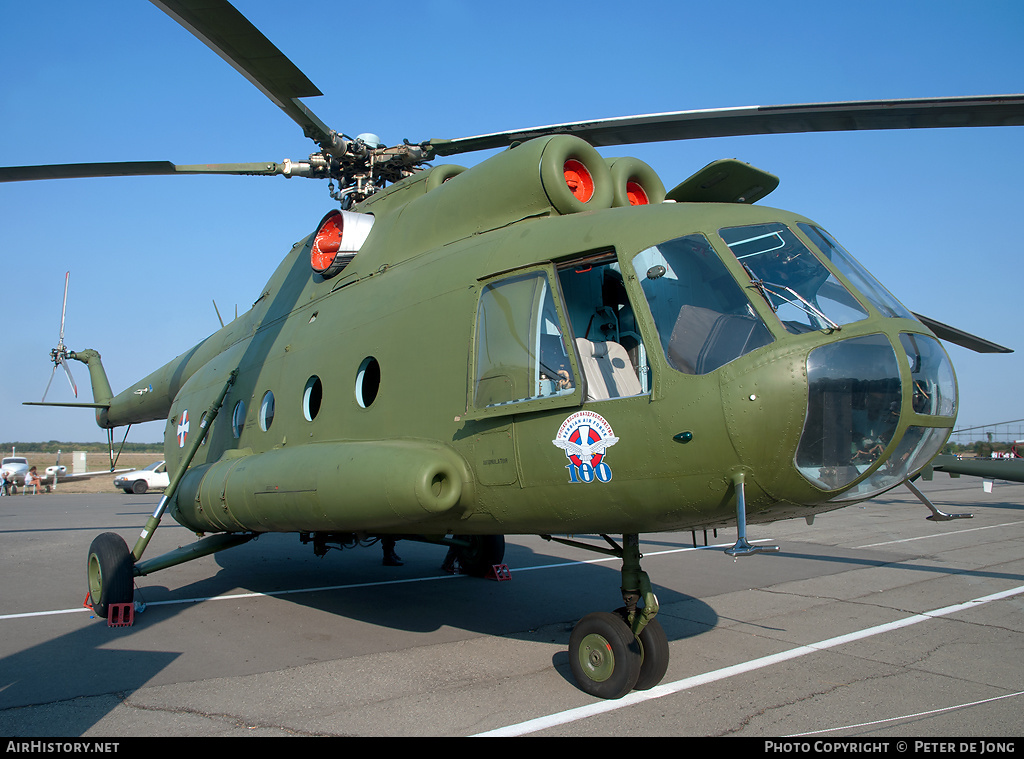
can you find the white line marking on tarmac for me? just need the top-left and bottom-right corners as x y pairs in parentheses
(785, 689), (1024, 736)
(473, 584), (1024, 737)
(856, 520), (1024, 548)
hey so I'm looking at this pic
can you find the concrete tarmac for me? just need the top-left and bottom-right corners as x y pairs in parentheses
(0, 475), (1021, 738)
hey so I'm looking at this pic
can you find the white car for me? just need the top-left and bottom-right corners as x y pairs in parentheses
(114, 461), (169, 494)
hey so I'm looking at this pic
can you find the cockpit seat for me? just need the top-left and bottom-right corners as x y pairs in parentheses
(575, 338), (643, 401)
(668, 305), (773, 375)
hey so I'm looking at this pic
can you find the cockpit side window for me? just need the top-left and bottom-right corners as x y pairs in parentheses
(720, 223), (869, 334)
(631, 234), (774, 375)
(470, 253), (653, 415)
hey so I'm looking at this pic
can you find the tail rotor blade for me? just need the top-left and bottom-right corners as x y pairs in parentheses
(42, 365), (57, 403)
(61, 359), (78, 398)
(42, 271), (77, 401)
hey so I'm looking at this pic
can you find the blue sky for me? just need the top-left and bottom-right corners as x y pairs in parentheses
(1, 0), (1022, 444)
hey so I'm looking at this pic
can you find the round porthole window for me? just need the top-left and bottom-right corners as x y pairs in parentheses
(259, 391), (275, 431)
(232, 400), (246, 438)
(355, 357), (380, 408)
(303, 376), (322, 421)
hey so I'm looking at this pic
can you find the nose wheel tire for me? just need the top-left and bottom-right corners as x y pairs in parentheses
(569, 611), (643, 699)
(615, 607), (669, 691)
(87, 532), (134, 619)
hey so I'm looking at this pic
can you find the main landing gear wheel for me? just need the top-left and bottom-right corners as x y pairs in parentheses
(87, 532), (134, 618)
(569, 611), (643, 699)
(451, 534), (505, 577)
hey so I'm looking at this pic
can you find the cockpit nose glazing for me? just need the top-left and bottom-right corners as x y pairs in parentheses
(715, 221), (956, 501)
(797, 224), (916, 321)
(630, 220), (955, 504)
(796, 333), (955, 501)
(796, 334), (901, 491)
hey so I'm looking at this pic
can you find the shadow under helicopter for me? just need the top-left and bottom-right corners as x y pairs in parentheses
(5, 490), (1022, 735)
(1, 529), (720, 735)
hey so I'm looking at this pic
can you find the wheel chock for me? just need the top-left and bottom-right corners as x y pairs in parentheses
(486, 563), (511, 581)
(83, 594), (136, 626)
(107, 603), (135, 627)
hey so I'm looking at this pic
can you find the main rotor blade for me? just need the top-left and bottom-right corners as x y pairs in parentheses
(430, 95), (1024, 156)
(149, 0), (335, 147)
(58, 271), (70, 343)
(0, 161), (298, 183)
(913, 312), (1013, 354)
(0, 162), (179, 182)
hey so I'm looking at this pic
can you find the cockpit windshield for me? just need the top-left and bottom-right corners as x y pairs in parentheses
(720, 223), (869, 334)
(798, 224), (916, 321)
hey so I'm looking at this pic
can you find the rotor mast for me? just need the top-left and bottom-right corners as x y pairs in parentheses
(148, 0), (432, 204)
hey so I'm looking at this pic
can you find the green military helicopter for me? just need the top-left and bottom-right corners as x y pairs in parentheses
(7, 0), (1023, 699)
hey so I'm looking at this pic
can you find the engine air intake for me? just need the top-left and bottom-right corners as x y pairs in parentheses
(310, 209), (375, 277)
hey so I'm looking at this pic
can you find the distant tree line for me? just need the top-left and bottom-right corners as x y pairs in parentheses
(945, 441), (1019, 458)
(1, 441), (163, 454)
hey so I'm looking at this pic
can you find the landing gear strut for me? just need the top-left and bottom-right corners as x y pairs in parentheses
(85, 371), (238, 621)
(545, 533), (669, 699)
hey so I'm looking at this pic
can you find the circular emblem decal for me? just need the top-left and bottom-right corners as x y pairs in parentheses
(552, 411), (619, 484)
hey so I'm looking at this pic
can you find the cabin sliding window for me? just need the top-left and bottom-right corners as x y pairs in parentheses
(473, 270), (578, 409)
(632, 234), (774, 375)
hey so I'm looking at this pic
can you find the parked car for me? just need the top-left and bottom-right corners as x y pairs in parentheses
(114, 461), (169, 494)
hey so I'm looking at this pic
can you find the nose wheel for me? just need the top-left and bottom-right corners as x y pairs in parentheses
(549, 533), (670, 699)
(570, 612), (643, 698)
(569, 607), (670, 699)
(616, 606), (669, 691)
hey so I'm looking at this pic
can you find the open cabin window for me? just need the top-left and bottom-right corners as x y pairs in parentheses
(556, 252), (651, 400)
(471, 267), (582, 415)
